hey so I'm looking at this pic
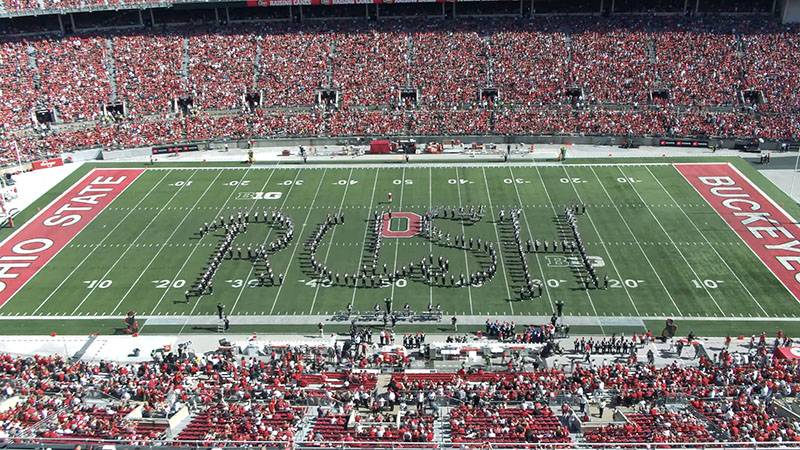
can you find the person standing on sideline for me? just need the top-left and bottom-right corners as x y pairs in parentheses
(388, 192), (392, 203)
(318, 322), (324, 338)
(598, 399), (607, 419)
(224, 315), (230, 331)
(217, 303), (224, 319)
(451, 315), (458, 331)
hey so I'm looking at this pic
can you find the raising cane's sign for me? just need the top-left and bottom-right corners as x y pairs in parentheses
(32, 158), (64, 170)
(0, 169), (143, 308)
(676, 163), (800, 301)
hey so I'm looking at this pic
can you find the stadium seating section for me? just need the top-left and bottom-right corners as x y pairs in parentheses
(0, 347), (798, 446)
(0, 16), (799, 164)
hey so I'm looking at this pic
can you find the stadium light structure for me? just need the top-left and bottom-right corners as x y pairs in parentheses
(12, 139), (22, 172)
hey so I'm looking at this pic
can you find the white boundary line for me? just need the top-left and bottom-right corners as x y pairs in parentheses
(562, 166), (641, 316)
(71, 169), (203, 315)
(148, 168), (255, 316)
(26, 168), (155, 315)
(308, 168), (354, 314)
(588, 166), (682, 315)
(268, 168), (329, 314)
(388, 167), (408, 301)
(481, 167), (514, 313)
(616, 166), (725, 315)
(531, 166), (601, 324)
(453, 167), (474, 314)
(229, 169), (301, 314)
(428, 167), (433, 308)
(142, 162), (678, 170)
(110, 169), (225, 315)
(4, 313), (799, 322)
(507, 166), (555, 312)
(348, 169), (380, 308)
(726, 163), (800, 237)
(647, 166), (768, 316)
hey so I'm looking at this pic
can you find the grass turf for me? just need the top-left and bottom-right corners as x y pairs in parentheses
(1, 158), (798, 337)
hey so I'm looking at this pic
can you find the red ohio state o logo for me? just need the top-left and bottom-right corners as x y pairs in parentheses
(381, 212), (421, 238)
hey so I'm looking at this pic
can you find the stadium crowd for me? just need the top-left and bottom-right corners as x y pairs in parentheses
(0, 327), (799, 446)
(113, 31), (186, 117)
(331, 24), (410, 106)
(0, 16), (798, 163)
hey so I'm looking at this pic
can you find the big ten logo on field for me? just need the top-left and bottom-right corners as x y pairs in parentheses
(545, 255), (606, 268)
(236, 192), (283, 200)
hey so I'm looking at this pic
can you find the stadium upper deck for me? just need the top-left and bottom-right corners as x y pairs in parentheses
(0, 3), (798, 165)
(0, 0), (777, 16)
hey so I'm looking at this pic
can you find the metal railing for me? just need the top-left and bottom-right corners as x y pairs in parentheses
(4, 437), (800, 450)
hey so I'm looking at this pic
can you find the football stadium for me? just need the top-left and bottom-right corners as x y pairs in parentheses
(1, 0), (800, 447)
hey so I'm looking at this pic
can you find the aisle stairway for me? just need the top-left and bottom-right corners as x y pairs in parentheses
(105, 38), (118, 102)
(435, 406), (450, 443)
(181, 37), (190, 86)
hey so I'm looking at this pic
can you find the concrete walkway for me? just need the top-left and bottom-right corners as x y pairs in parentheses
(0, 330), (764, 371)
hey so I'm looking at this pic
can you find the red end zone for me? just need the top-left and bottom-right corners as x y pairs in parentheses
(676, 163), (800, 301)
(0, 168), (144, 308)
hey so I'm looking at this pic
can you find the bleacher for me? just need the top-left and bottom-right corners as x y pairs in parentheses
(1, 344), (800, 448)
(584, 412), (714, 444)
(0, 15), (797, 165)
(176, 403), (301, 442)
(449, 405), (568, 443)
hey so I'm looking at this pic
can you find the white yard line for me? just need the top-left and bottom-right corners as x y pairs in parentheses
(70, 170), (201, 315)
(148, 168), (255, 316)
(481, 167), (514, 314)
(428, 167), (433, 308)
(229, 169), (302, 314)
(30, 170), (172, 315)
(389, 168), (407, 301)
(507, 167), (555, 312)
(648, 166), (769, 316)
(588, 166), (682, 316)
(453, 167), (474, 314)
(268, 169), (329, 314)
(530, 165), (601, 329)
(308, 168), (354, 313)
(616, 166), (725, 315)
(562, 166), (640, 316)
(348, 169), (381, 308)
(110, 170), (224, 315)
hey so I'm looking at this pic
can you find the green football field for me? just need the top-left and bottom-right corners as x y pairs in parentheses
(1, 158), (799, 337)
